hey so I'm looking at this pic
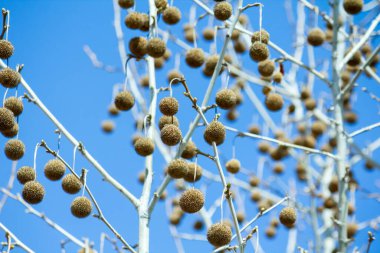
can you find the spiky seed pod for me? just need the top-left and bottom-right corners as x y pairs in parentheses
(158, 115), (179, 130)
(0, 68), (21, 88)
(226, 108), (238, 121)
(343, 0), (363, 15)
(304, 98), (316, 111)
(0, 108), (15, 131)
(179, 188), (205, 213)
(162, 7), (181, 25)
(270, 218), (280, 228)
(129, 37), (147, 57)
(203, 28), (215, 41)
(231, 30), (240, 41)
(134, 137), (154, 156)
(193, 220), (204, 230)
(154, 57), (165, 68)
(71, 196), (92, 218)
(214, 2), (232, 21)
(205, 55), (222, 74)
(181, 141), (197, 159)
(265, 93), (284, 111)
(344, 111), (357, 124)
(138, 171), (145, 184)
(0, 40), (14, 59)
(311, 121), (326, 137)
(226, 159), (240, 174)
(4, 139), (25, 161)
(44, 159), (66, 181)
(22, 181), (45, 204)
(307, 28), (325, 47)
(125, 12), (142, 29)
(233, 40), (246, 53)
(185, 48), (205, 68)
(215, 89), (237, 110)
(204, 121), (226, 146)
(249, 42), (270, 62)
(139, 75), (150, 88)
(273, 163), (284, 174)
(167, 159), (188, 179)
(346, 48), (361, 66)
(279, 207), (297, 227)
(1, 122), (18, 138)
(167, 69), (182, 84)
(146, 38), (166, 58)
(118, 0), (134, 8)
(17, 166), (36, 184)
(249, 176), (260, 187)
(251, 29), (270, 44)
(361, 44), (372, 55)
(328, 176), (339, 193)
(108, 104), (119, 116)
(114, 91), (135, 111)
(62, 174), (82, 194)
(207, 223), (232, 247)
(250, 191), (261, 202)
(184, 163), (202, 182)
(272, 72), (283, 83)
(161, 124), (182, 146)
(159, 97), (179, 116)
(258, 142), (270, 153)
(258, 60), (275, 77)
(346, 223), (358, 238)
(184, 30), (196, 43)
(139, 13), (150, 31)
(265, 226), (276, 238)
(348, 203), (355, 215)
(101, 120), (115, 133)
(300, 88), (311, 100)
(155, 0), (168, 9)
(236, 212), (245, 223)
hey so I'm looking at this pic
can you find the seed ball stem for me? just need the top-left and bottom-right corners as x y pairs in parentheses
(71, 196), (92, 218)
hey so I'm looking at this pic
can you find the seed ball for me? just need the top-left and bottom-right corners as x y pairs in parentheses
(214, 2), (232, 21)
(273, 163), (284, 174)
(155, 0), (168, 9)
(304, 98), (316, 111)
(258, 142), (270, 153)
(0, 107), (15, 131)
(125, 12), (142, 29)
(226, 108), (238, 121)
(193, 220), (204, 230)
(251, 191), (261, 202)
(207, 223), (232, 247)
(44, 159), (66, 181)
(347, 223), (358, 238)
(265, 226), (276, 238)
(129, 37), (147, 57)
(17, 166), (36, 184)
(249, 176), (260, 187)
(146, 38), (166, 58)
(300, 88), (311, 100)
(118, 0), (134, 8)
(231, 30), (240, 41)
(215, 89), (237, 110)
(343, 0), (363, 15)
(181, 141), (197, 159)
(169, 213), (181, 225)
(272, 72), (283, 83)
(205, 55), (223, 74)
(348, 203), (355, 215)
(134, 137), (154, 156)
(184, 30), (196, 43)
(108, 104), (119, 116)
(138, 171), (145, 184)
(184, 163), (202, 182)
(154, 57), (165, 69)
(167, 69), (182, 84)
(0, 40), (14, 59)
(0, 68), (21, 88)
(250, 42), (270, 62)
(251, 29), (270, 44)
(101, 120), (115, 133)
(4, 139), (25, 161)
(71, 196), (92, 218)
(22, 181), (45, 204)
(139, 13), (150, 31)
(234, 40), (246, 53)
(307, 28), (325, 47)
(248, 124), (260, 135)
(270, 218), (280, 228)
(265, 93), (284, 111)
(179, 188), (205, 213)
(161, 124), (182, 146)
(325, 29), (333, 42)
(236, 212), (245, 223)
(226, 159), (240, 174)
(158, 115), (179, 130)
(279, 207), (297, 227)
(361, 44), (372, 55)
(163, 7), (181, 25)
(346, 48), (361, 66)
(204, 121), (226, 146)
(258, 60), (275, 77)
(167, 159), (188, 179)
(163, 49), (171, 60)
(114, 91), (135, 111)
(311, 121), (326, 137)
(328, 176), (339, 193)
(1, 122), (18, 138)
(345, 111), (357, 124)
(159, 97), (179, 116)
(185, 48), (205, 68)
(203, 28), (215, 41)
(365, 160), (374, 170)
(62, 174), (82, 194)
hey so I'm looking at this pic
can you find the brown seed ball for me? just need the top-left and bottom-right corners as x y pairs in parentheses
(226, 108), (239, 121)
(114, 91), (135, 111)
(346, 48), (361, 66)
(214, 2), (232, 21)
(163, 7), (181, 25)
(184, 29), (196, 43)
(17, 166), (36, 184)
(251, 191), (261, 202)
(361, 44), (372, 55)
(325, 29), (333, 42)
(304, 98), (316, 111)
(101, 120), (115, 133)
(205, 55), (222, 73)
(265, 93), (284, 111)
(167, 159), (188, 179)
(215, 89), (237, 110)
(161, 124), (182, 146)
(22, 181), (45, 204)
(108, 104), (119, 116)
(265, 226), (276, 238)
(231, 30), (240, 41)
(251, 29), (270, 44)
(0, 40), (14, 59)
(311, 121), (326, 137)
(154, 57), (165, 68)
(138, 171), (145, 184)
(193, 220), (204, 230)
(345, 111), (357, 124)
(158, 115), (179, 130)
(236, 212), (245, 223)
(249, 176), (260, 187)
(226, 159), (240, 174)
(159, 97), (179, 116)
(155, 0), (168, 9)
(300, 88), (311, 100)
(203, 28), (215, 41)
(303, 135), (316, 148)
(169, 213), (181, 225)
(258, 60), (275, 77)
(44, 159), (66, 181)
(348, 203), (355, 215)
(139, 13), (150, 31)
(129, 37), (147, 57)
(125, 12), (142, 29)
(207, 223), (232, 247)
(71, 196), (92, 218)
(0, 68), (21, 88)
(249, 124), (260, 135)
(163, 49), (171, 60)
(179, 188), (204, 213)
(62, 174), (82, 194)
(343, 0), (363, 15)
(185, 48), (205, 68)
(1, 122), (18, 138)
(0, 107), (15, 131)
(139, 75), (149, 88)
(307, 28), (326, 47)
(273, 163), (284, 174)
(167, 69), (182, 84)
(328, 176), (339, 193)
(347, 223), (358, 238)
(233, 40), (246, 53)
(272, 72), (283, 83)
(118, 0), (134, 8)
(204, 121), (226, 146)
(134, 137), (154, 156)
(279, 207), (297, 227)
(270, 218), (280, 228)
(258, 142), (270, 153)
(184, 163), (202, 182)
(146, 38), (166, 58)
(4, 139), (25, 161)
(250, 42), (270, 62)
(181, 141), (197, 159)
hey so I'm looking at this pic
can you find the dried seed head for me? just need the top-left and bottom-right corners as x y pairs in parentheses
(273, 163), (284, 174)
(265, 226), (276, 238)
(226, 158), (240, 174)
(134, 137), (155, 156)
(272, 72), (283, 83)
(118, 0), (134, 9)
(22, 181), (45, 204)
(279, 207), (297, 227)
(343, 0), (363, 15)
(205, 55), (222, 73)
(346, 48), (361, 66)
(125, 12), (142, 29)
(236, 212), (245, 223)
(207, 223), (232, 247)
(161, 124), (182, 146)
(139, 13), (150, 31)
(307, 28), (325, 47)
(163, 7), (181, 25)
(347, 223), (358, 238)
(181, 141), (197, 159)
(167, 159), (188, 179)
(311, 121), (326, 137)
(251, 191), (261, 202)
(17, 166), (36, 185)
(184, 163), (202, 182)
(167, 69), (182, 84)
(155, 0), (168, 9)
(158, 115), (179, 130)
(238, 14), (248, 25)
(322, 198), (336, 209)
(0, 40), (14, 59)
(348, 203), (355, 215)
(0, 68), (21, 88)
(1, 122), (18, 138)
(129, 37), (147, 57)
(44, 159), (66, 181)
(249, 124), (260, 135)
(233, 40), (246, 53)
(101, 120), (115, 133)
(185, 48), (205, 68)
(304, 98), (317, 111)
(0, 107), (15, 131)
(179, 188), (205, 213)
(4, 139), (25, 161)
(361, 44), (372, 55)
(193, 220), (204, 230)
(138, 171), (145, 184)
(258, 60), (275, 77)
(214, 2), (232, 21)
(204, 121), (226, 146)
(226, 108), (238, 121)
(114, 91), (135, 111)
(146, 38), (166, 58)
(250, 42), (270, 62)
(108, 104), (119, 116)
(328, 176), (339, 193)
(262, 86), (272, 96)
(184, 29), (196, 43)
(251, 29), (270, 44)
(159, 97), (179, 116)
(249, 176), (260, 187)
(202, 28), (215, 41)
(62, 174), (82, 194)
(258, 141), (270, 153)
(344, 111), (357, 124)
(163, 48), (171, 60)
(139, 75), (150, 88)
(231, 30), (240, 40)
(270, 218), (280, 228)
(300, 87), (311, 100)
(154, 57), (165, 68)
(71, 196), (92, 218)
(265, 93), (284, 111)
(215, 89), (237, 110)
